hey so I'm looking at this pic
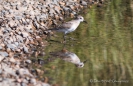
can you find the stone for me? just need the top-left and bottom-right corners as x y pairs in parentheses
(3, 5), (10, 10)
(3, 67), (16, 76)
(21, 82), (27, 86)
(49, 8), (56, 14)
(80, 1), (87, 6)
(0, 51), (8, 57)
(59, 2), (65, 6)
(22, 79), (29, 84)
(7, 44), (17, 50)
(9, 20), (15, 27)
(21, 32), (29, 38)
(9, 57), (16, 63)
(17, 68), (33, 76)
(16, 35), (23, 43)
(63, 7), (70, 12)
(0, 55), (5, 62)
(14, 42), (19, 46)
(15, 15), (22, 20)
(0, 46), (2, 50)
(54, 6), (61, 14)
(42, 83), (51, 86)
(30, 78), (36, 85)
(25, 59), (31, 64)
(33, 21), (40, 29)
(23, 45), (29, 53)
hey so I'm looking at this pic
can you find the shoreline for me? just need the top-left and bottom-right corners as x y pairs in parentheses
(0, 0), (104, 86)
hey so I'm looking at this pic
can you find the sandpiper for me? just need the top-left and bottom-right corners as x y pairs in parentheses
(50, 49), (87, 68)
(47, 15), (86, 42)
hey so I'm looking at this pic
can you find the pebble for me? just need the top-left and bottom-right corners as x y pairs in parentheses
(0, 46), (3, 50)
(23, 45), (29, 53)
(9, 57), (16, 63)
(17, 68), (33, 77)
(0, 55), (5, 62)
(21, 82), (27, 86)
(42, 83), (51, 86)
(21, 32), (29, 38)
(7, 44), (17, 50)
(80, 1), (88, 6)
(0, 51), (8, 57)
(30, 78), (36, 85)
(25, 59), (31, 64)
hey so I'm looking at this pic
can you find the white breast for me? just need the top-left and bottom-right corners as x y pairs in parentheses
(65, 22), (80, 33)
(68, 53), (80, 64)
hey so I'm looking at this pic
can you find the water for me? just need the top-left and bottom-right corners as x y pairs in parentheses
(33, 0), (133, 86)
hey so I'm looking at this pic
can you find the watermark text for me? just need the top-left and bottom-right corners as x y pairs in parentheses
(90, 79), (129, 83)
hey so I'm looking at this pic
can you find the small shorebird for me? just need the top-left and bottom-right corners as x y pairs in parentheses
(50, 49), (87, 68)
(46, 15), (86, 42)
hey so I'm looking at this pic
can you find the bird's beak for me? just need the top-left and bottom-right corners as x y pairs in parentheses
(83, 60), (88, 63)
(83, 20), (87, 23)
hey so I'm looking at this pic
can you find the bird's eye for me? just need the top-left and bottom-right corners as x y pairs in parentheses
(80, 18), (82, 19)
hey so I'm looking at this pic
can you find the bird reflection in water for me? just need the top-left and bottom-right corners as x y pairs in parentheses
(50, 49), (87, 68)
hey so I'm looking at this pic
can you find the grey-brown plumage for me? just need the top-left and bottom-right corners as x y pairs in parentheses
(50, 49), (86, 68)
(47, 15), (85, 41)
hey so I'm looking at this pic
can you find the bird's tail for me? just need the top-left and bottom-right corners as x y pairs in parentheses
(43, 28), (55, 35)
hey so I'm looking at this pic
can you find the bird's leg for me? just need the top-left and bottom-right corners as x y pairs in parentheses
(62, 34), (67, 43)
(46, 32), (51, 40)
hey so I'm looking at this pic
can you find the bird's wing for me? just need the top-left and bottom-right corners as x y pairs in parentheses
(48, 20), (76, 31)
(56, 21), (75, 30)
(62, 55), (73, 62)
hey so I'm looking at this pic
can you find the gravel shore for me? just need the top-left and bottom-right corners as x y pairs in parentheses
(0, 0), (104, 86)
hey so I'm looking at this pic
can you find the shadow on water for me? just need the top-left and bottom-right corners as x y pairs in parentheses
(32, 0), (133, 86)
(38, 45), (88, 68)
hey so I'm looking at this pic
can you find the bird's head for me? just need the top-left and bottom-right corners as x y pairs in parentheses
(75, 59), (88, 68)
(75, 62), (84, 68)
(77, 15), (87, 23)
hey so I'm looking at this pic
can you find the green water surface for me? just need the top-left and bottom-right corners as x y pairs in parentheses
(36, 0), (133, 86)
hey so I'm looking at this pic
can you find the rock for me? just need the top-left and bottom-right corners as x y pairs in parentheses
(3, 5), (10, 10)
(3, 67), (16, 76)
(7, 44), (17, 50)
(8, 20), (15, 27)
(36, 36), (42, 42)
(15, 15), (22, 20)
(22, 79), (29, 84)
(23, 45), (29, 53)
(16, 35), (23, 43)
(42, 83), (51, 86)
(80, 1), (87, 6)
(0, 55), (5, 62)
(6, 48), (11, 53)
(9, 57), (16, 63)
(14, 42), (19, 46)
(0, 51), (8, 57)
(33, 21), (40, 29)
(30, 78), (36, 85)
(29, 10), (35, 16)
(49, 8), (56, 14)
(63, 7), (70, 12)
(21, 31), (29, 38)
(59, 2), (65, 6)
(16, 68), (33, 77)
(25, 59), (31, 64)
(21, 82), (27, 86)
(54, 6), (61, 14)
(0, 46), (2, 50)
